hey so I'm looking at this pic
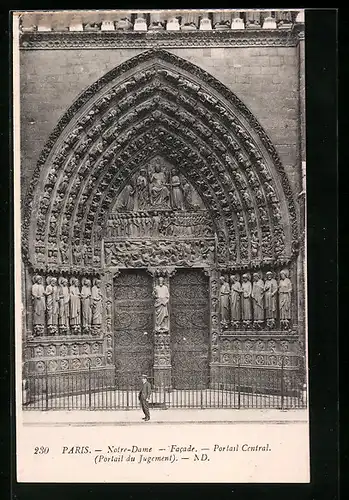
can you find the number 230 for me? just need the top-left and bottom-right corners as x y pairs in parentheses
(34, 446), (49, 454)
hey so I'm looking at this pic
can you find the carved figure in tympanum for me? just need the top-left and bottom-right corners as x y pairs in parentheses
(150, 164), (170, 208)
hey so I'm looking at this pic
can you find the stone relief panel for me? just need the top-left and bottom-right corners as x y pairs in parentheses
(25, 339), (105, 373)
(113, 157), (205, 212)
(104, 239), (215, 268)
(218, 336), (300, 368)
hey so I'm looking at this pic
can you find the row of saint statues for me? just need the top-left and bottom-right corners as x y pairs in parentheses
(118, 165), (197, 211)
(219, 270), (292, 330)
(31, 275), (103, 336)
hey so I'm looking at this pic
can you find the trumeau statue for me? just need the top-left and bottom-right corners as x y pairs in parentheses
(113, 162), (205, 213)
(153, 277), (169, 331)
(252, 272), (264, 328)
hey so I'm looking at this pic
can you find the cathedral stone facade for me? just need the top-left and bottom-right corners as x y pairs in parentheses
(19, 10), (306, 396)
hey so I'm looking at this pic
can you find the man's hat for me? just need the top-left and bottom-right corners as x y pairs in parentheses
(141, 374), (148, 378)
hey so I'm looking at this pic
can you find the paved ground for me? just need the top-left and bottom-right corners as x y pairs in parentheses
(22, 408), (308, 426)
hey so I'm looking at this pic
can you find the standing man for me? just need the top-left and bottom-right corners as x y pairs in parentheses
(139, 374), (152, 421)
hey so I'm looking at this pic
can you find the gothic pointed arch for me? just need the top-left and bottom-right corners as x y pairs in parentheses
(23, 48), (299, 274)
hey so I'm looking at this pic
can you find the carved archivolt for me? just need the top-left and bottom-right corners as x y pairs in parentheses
(23, 49), (298, 273)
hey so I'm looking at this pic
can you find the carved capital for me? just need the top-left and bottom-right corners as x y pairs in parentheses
(147, 266), (176, 278)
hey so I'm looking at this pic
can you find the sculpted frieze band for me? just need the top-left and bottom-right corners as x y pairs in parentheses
(106, 211), (213, 239)
(104, 239), (215, 268)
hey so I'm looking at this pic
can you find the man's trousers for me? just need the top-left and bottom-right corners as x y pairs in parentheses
(140, 397), (150, 419)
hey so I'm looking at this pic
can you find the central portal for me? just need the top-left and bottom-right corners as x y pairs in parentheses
(170, 269), (210, 389)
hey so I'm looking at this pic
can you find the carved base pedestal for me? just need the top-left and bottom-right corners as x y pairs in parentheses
(153, 365), (172, 390)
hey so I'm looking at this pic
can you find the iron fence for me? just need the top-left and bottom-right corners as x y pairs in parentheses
(22, 361), (307, 411)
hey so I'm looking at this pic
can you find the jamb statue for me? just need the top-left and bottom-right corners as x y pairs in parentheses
(32, 274), (45, 336)
(252, 272), (265, 330)
(230, 274), (242, 329)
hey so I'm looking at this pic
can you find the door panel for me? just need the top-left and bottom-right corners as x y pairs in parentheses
(114, 270), (154, 387)
(170, 269), (210, 389)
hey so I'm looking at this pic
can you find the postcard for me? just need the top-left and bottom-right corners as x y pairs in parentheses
(14, 8), (309, 483)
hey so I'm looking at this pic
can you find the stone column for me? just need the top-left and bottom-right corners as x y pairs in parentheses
(298, 25), (306, 164)
(103, 271), (115, 367)
(149, 267), (175, 390)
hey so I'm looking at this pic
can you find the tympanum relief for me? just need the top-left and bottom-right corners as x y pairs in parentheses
(104, 157), (216, 269)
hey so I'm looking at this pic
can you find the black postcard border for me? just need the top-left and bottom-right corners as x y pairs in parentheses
(2, 6), (339, 500)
